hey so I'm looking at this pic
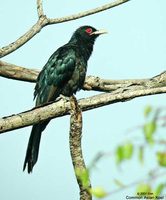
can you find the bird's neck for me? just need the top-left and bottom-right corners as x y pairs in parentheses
(69, 38), (94, 61)
(79, 41), (94, 61)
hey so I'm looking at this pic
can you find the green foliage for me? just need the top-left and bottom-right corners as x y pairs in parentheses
(116, 142), (133, 164)
(144, 105), (152, 117)
(156, 152), (166, 167)
(143, 121), (156, 144)
(154, 183), (165, 196)
(116, 146), (123, 164)
(90, 187), (107, 198)
(75, 168), (90, 188)
(76, 168), (108, 199)
(123, 143), (133, 158)
(76, 105), (166, 199)
(136, 183), (151, 195)
(138, 146), (144, 164)
(136, 183), (166, 197)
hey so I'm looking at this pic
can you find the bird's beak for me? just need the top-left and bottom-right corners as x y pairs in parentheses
(90, 29), (108, 35)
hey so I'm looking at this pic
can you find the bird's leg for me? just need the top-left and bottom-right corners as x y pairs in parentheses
(69, 95), (80, 113)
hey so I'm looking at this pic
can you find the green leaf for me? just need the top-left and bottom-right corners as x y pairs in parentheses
(116, 146), (124, 164)
(138, 146), (144, 164)
(154, 183), (165, 196)
(123, 143), (133, 159)
(115, 143), (133, 164)
(90, 187), (107, 198)
(157, 152), (166, 167)
(75, 168), (90, 188)
(143, 121), (156, 144)
(136, 184), (151, 195)
(144, 105), (152, 117)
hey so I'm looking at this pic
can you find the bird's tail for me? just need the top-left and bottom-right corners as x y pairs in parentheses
(23, 120), (49, 173)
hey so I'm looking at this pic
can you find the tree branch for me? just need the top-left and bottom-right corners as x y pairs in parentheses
(0, 85), (166, 134)
(69, 96), (92, 200)
(48, 0), (131, 25)
(0, 60), (166, 92)
(0, 0), (131, 58)
(109, 170), (166, 196)
(0, 61), (165, 134)
(0, 61), (39, 82)
(37, 0), (44, 18)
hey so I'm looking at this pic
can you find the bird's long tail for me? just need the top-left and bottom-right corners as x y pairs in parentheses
(23, 120), (50, 173)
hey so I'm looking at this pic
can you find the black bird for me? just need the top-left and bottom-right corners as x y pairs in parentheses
(23, 25), (107, 173)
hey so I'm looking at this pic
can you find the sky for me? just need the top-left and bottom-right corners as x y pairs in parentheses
(0, 0), (166, 199)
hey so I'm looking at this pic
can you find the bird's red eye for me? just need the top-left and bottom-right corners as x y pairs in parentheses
(85, 28), (92, 34)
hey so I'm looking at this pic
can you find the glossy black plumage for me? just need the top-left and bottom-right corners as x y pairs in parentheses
(23, 25), (105, 173)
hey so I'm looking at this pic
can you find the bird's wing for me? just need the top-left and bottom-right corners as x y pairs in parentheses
(34, 47), (76, 106)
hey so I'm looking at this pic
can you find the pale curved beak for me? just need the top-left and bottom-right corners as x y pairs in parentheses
(90, 29), (108, 35)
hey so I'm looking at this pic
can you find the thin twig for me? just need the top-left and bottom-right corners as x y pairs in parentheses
(48, 0), (131, 24)
(0, 16), (49, 58)
(109, 170), (166, 196)
(69, 95), (92, 200)
(37, 0), (44, 18)
(0, 0), (131, 58)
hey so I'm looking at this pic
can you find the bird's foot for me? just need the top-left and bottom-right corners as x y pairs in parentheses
(55, 95), (70, 103)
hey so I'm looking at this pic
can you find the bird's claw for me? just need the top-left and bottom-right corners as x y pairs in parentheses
(55, 95), (70, 102)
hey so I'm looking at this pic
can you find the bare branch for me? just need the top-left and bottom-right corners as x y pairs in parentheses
(0, 85), (166, 134)
(37, 0), (44, 18)
(0, 61), (166, 92)
(0, 16), (49, 58)
(48, 0), (131, 25)
(0, 61), (39, 82)
(0, 0), (131, 58)
(69, 96), (92, 200)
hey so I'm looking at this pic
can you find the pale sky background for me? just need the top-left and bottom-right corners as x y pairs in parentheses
(0, 0), (166, 199)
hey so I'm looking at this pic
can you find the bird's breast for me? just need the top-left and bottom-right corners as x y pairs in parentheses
(61, 60), (87, 96)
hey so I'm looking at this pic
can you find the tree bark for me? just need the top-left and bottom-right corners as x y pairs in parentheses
(69, 96), (92, 200)
(0, 83), (166, 134)
(0, 61), (166, 92)
(0, 0), (130, 58)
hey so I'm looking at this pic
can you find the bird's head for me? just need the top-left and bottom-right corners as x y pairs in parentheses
(69, 25), (107, 60)
(70, 25), (107, 44)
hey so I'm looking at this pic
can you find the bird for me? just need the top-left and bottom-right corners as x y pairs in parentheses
(23, 25), (107, 173)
